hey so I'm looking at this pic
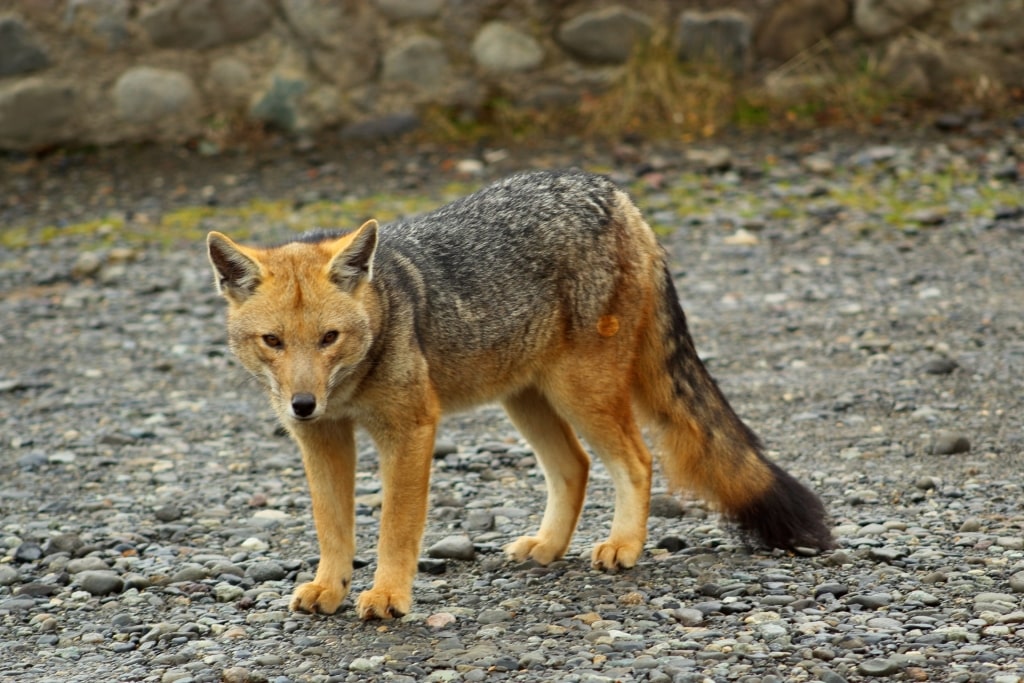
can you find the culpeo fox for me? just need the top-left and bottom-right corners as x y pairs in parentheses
(207, 170), (833, 620)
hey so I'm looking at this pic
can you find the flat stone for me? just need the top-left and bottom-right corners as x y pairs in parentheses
(427, 535), (475, 561)
(67, 557), (111, 573)
(676, 10), (752, 73)
(929, 432), (971, 455)
(476, 609), (512, 624)
(557, 6), (653, 64)
(372, 0), (443, 20)
(340, 112), (421, 141)
(472, 22), (543, 73)
(246, 561), (286, 582)
(139, 0), (273, 49)
(922, 358), (958, 375)
(381, 34), (450, 92)
(1009, 571), (1024, 593)
(859, 657), (902, 677)
(77, 570), (123, 596)
(0, 15), (50, 77)
(114, 67), (199, 125)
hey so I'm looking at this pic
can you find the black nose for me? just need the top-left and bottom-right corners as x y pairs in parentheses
(291, 393), (317, 418)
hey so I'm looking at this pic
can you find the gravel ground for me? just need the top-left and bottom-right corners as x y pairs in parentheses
(2, 127), (1023, 683)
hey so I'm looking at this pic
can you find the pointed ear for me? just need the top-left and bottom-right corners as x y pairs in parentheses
(328, 220), (378, 292)
(207, 231), (262, 302)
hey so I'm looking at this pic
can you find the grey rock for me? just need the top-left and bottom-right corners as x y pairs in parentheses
(472, 22), (543, 72)
(381, 35), (450, 92)
(0, 565), (20, 586)
(250, 74), (308, 132)
(67, 556), (111, 573)
(929, 431), (971, 455)
(427, 535), (476, 561)
(77, 570), (124, 596)
(246, 561), (287, 582)
(139, 0), (273, 49)
(0, 15), (50, 78)
(465, 509), (494, 532)
(0, 79), (76, 151)
(677, 10), (752, 73)
(1009, 571), (1024, 593)
(649, 494), (684, 518)
(854, 0), (934, 38)
(754, 0), (849, 62)
(905, 589), (941, 605)
(476, 609), (513, 624)
(859, 657), (902, 677)
(557, 6), (653, 64)
(114, 67), (199, 125)
(341, 112), (421, 141)
(814, 582), (849, 598)
(154, 504), (182, 522)
(869, 546), (907, 562)
(372, 0), (443, 20)
(14, 543), (43, 563)
(922, 357), (958, 375)
(168, 564), (208, 583)
(848, 592), (892, 608)
(959, 517), (983, 532)
(65, 0), (131, 50)
(45, 536), (83, 557)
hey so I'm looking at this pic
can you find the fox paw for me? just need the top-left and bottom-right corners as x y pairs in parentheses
(591, 540), (642, 571)
(504, 535), (565, 565)
(289, 581), (347, 615)
(355, 586), (411, 620)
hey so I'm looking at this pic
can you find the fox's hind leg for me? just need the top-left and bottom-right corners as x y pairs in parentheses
(502, 387), (590, 565)
(544, 365), (654, 570)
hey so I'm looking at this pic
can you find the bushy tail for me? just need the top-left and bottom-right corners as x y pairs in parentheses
(636, 264), (834, 551)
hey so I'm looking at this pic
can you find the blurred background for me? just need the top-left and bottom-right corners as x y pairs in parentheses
(2, 0), (1022, 153)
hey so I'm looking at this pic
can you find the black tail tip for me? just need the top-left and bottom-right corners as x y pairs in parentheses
(732, 461), (835, 552)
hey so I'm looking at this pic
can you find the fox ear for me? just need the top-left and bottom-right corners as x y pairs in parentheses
(207, 231), (262, 302)
(328, 220), (378, 292)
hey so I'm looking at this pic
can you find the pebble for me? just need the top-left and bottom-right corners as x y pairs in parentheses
(427, 535), (476, 561)
(929, 431), (971, 455)
(77, 570), (124, 596)
(0, 565), (20, 585)
(648, 493), (684, 518)
(859, 657), (903, 677)
(922, 358), (958, 375)
(246, 561), (286, 582)
(1009, 571), (1024, 593)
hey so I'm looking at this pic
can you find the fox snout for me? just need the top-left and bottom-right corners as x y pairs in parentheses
(290, 393), (318, 420)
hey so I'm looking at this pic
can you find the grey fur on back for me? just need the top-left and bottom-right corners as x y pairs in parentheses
(373, 169), (636, 352)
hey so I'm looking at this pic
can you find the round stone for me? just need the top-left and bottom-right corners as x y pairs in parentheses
(77, 570), (124, 596)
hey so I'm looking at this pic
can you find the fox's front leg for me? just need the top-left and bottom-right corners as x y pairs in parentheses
(357, 402), (438, 619)
(289, 419), (357, 615)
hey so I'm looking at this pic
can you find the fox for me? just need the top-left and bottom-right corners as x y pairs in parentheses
(206, 169), (833, 620)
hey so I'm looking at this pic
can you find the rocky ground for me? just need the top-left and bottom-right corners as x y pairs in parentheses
(1, 124), (1023, 683)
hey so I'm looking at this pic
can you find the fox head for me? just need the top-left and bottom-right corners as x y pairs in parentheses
(207, 221), (379, 423)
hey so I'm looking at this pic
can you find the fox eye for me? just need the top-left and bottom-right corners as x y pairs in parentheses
(262, 334), (282, 349)
(320, 330), (339, 347)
